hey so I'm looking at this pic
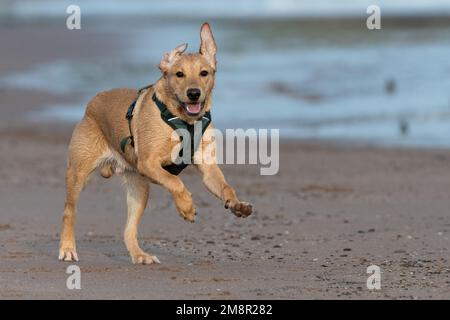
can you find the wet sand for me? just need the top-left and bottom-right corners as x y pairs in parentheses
(1, 21), (449, 300)
(1, 125), (449, 299)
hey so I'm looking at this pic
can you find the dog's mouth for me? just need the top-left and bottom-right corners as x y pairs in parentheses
(180, 102), (203, 116)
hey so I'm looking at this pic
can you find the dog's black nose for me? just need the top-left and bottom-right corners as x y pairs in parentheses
(187, 88), (201, 102)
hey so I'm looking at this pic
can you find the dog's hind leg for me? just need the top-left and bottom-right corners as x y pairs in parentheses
(123, 173), (160, 265)
(59, 117), (107, 262)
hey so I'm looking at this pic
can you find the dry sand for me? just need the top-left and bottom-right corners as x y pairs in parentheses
(0, 22), (449, 300)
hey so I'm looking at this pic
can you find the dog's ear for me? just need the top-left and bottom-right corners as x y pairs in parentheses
(159, 43), (188, 73)
(199, 22), (217, 69)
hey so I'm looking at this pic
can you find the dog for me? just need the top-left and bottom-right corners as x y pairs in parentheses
(58, 23), (253, 264)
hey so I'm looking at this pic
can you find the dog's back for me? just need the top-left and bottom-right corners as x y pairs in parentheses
(84, 88), (138, 150)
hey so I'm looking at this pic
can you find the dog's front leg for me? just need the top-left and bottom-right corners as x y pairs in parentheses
(138, 159), (196, 222)
(196, 163), (253, 218)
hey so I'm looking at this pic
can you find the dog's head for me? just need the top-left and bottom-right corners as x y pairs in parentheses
(159, 23), (217, 121)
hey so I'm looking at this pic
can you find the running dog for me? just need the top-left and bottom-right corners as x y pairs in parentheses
(58, 23), (253, 264)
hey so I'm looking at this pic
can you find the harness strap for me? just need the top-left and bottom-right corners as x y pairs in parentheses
(119, 86), (212, 176)
(119, 85), (153, 153)
(152, 93), (211, 175)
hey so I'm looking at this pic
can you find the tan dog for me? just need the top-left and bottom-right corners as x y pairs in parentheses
(58, 23), (253, 264)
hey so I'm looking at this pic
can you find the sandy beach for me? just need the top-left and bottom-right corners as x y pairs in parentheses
(1, 121), (450, 299)
(1, 6), (450, 300)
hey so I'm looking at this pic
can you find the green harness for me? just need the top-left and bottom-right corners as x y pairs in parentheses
(120, 85), (212, 176)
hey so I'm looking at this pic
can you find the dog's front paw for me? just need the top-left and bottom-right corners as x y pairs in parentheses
(225, 200), (253, 218)
(174, 189), (196, 222)
(131, 252), (161, 265)
(178, 202), (196, 222)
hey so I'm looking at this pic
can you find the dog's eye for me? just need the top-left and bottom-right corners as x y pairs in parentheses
(200, 70), (208, 77)
(176, 71), (184, 78)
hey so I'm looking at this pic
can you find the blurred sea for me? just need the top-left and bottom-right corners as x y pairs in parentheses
(1, 0), (450, 147)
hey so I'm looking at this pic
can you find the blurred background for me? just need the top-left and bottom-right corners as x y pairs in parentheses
(1, 0), (450, 147)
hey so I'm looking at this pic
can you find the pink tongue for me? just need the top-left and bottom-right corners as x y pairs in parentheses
(186, 103), (201, 113)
